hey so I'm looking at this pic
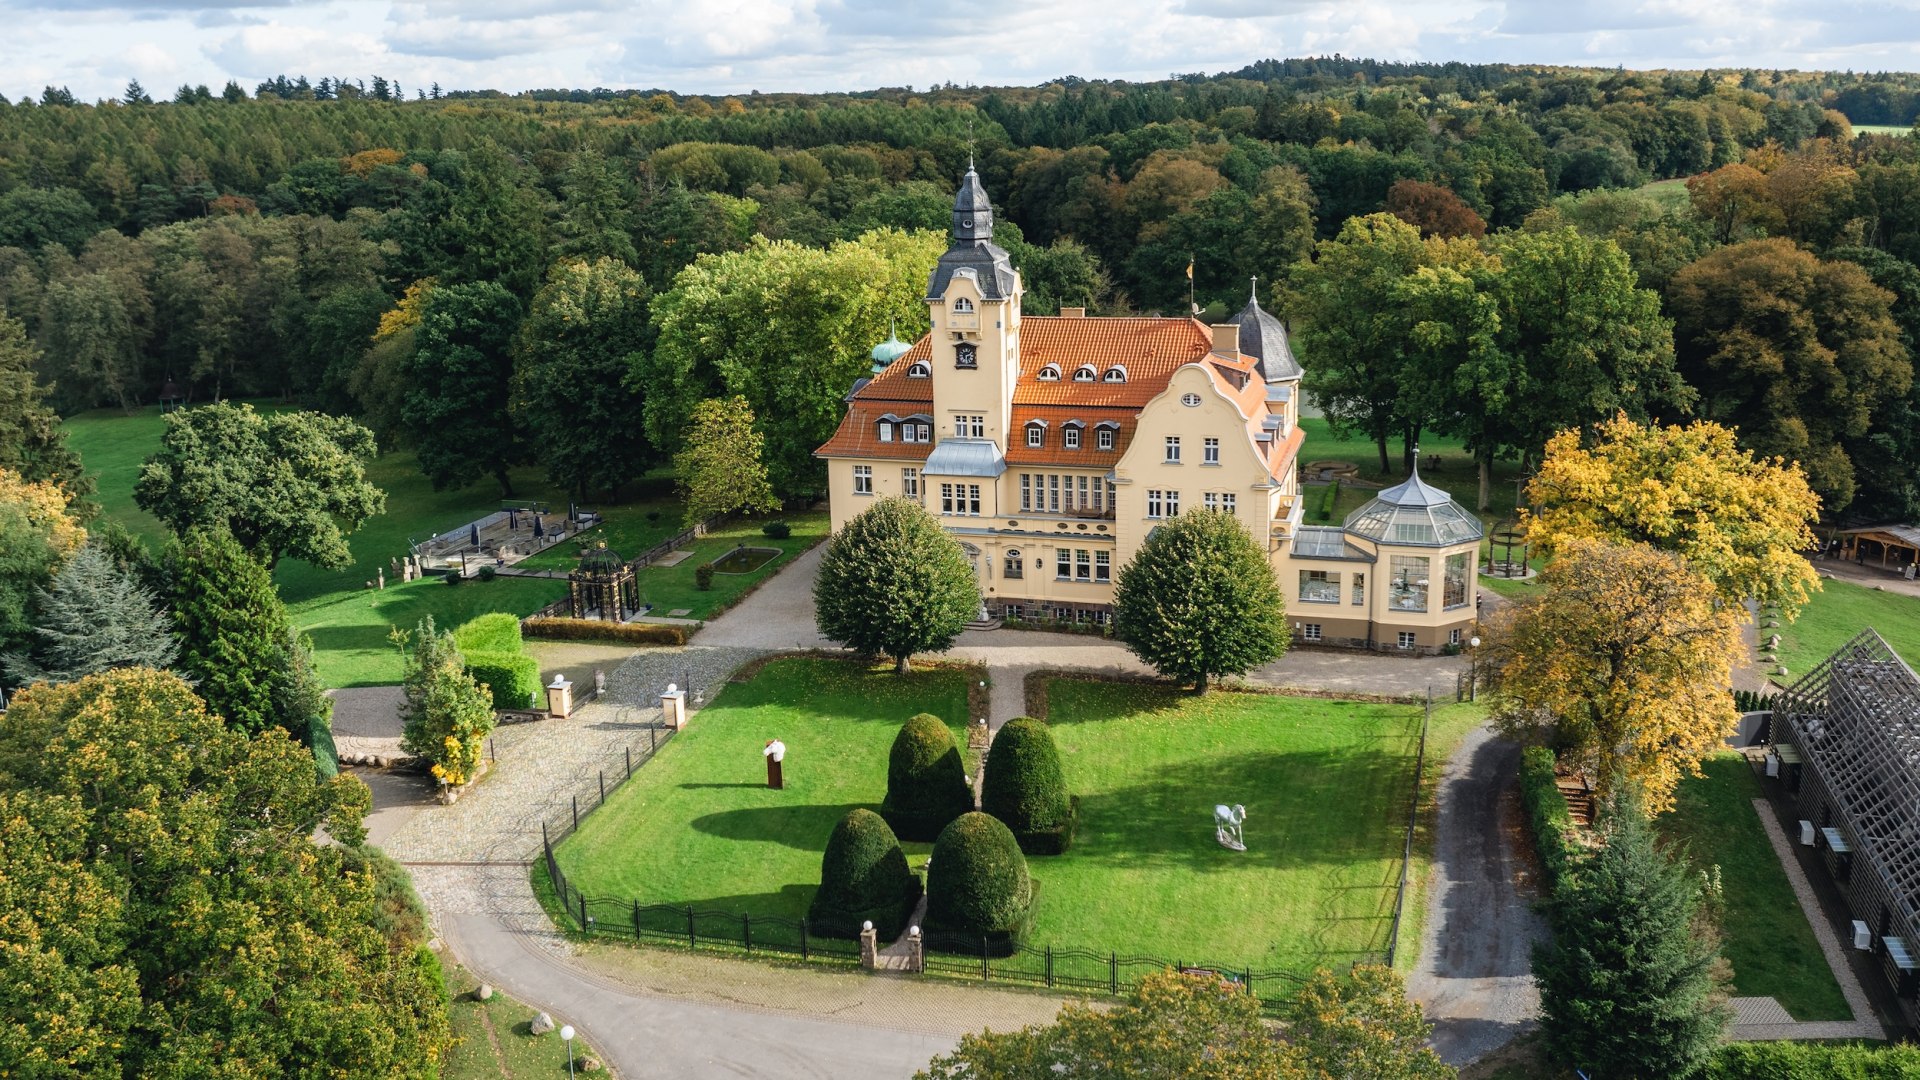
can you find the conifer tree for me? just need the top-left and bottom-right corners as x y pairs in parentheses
(398, 616), (495, 787)
(0, 311), (88, 497)
(163, 527), (293, 736)
(3, 544), (175, 685)
(1532, 791), (1730, 1078)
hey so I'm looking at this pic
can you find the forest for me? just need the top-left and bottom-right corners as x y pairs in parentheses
(1, 57), (1917, 523)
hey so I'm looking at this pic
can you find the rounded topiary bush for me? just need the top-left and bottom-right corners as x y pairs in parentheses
(807, 808), (920, 939)
(981, 716), (1075, 854)
(925, 811), (1032, 950)
(880, 713), (974, 842)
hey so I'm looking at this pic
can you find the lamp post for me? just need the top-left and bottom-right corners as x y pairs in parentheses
(1467, 635), (1482, 701)
(560, 1024), (576, 1078)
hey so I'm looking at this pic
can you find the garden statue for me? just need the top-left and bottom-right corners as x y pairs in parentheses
(764, 738), (786, 789)
(1214, 803), (1246, 851)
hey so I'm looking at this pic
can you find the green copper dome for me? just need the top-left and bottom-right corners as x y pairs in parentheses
(870, 323), (912, 371)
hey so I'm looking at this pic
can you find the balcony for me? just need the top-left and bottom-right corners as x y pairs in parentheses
(1062, 506), (1117, 521)
(947, 314), (979, 330)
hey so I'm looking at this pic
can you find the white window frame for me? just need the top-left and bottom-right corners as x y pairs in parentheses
(1064, 426), (1081, 450)
(1097, 427), (1115, 451)
(1303, 623), (1323, 642)
(1147, 490), (1164, 518)
(1166, 490), (1181, 516)
(1221, 493), (1236, 514)
(1056, 548), (1072, 580)
(1398, 631), (1417, 650)
(1165, 436), (1181, 463)
(1027, 425), (1044, 448)
(1095, 551), (1111, 583)
(1102, 366), (1127, 383)
(878, 423), (893, 443)
(852, 465), (873, 495)
(1038, 364), (1060, 381)
(1073, 365), (1096, 382)
(1203, 437), (1220, 465)
(952, 297), (974, 313)
(901, 468), (918, 498)
(907, 362), (929, 378)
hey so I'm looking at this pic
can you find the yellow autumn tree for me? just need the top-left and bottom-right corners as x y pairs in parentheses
(1484, 539), (1744, 812)
(1524, 414), (1822, 620)
(0, 467), (87, 656)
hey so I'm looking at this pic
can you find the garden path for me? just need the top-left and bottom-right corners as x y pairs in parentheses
(1405, 724), (1547, 1066)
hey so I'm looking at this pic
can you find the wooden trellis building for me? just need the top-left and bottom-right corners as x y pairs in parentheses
(568, 542), (639, 622)
(1767, 629), (1920, 1020)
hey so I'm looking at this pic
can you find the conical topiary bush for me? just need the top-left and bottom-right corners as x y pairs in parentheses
(880, 713), (974, 842)
(980, 716), (1076, 854)
(807, 808), (921, 939)
(924, 811), (1033, 954)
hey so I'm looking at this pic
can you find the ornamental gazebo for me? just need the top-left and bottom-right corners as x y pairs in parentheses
(568, 542), (639, 622)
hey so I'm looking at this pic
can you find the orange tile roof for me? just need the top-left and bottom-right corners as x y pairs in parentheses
(1005, 405), (1137, 468)
(815, 399), (937, 461)
(1015, 316), (1231, 407)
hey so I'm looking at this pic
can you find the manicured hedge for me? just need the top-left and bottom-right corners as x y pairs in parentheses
(1707, 1041), (1920, 1078)
(464, 650), (541, 710)
(1520, 746), (1577, 886)
(880, 713), (974, 842)
(807, 809), (922, 939)
(309, 714), (338, 779)
(981, 717), (1075, 855)
(521, 617), (687, 646)
(925, 812), (1033, 949)
(454, 612), (524, 654)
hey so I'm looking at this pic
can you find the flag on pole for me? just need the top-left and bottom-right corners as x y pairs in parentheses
(1185, 259), (1194, 280)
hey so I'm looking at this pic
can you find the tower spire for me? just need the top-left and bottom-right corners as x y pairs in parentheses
(1250, 275), (1259, 304)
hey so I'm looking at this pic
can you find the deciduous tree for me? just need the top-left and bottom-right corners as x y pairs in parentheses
(0, 468), (86, 658)
(1534, 791), (1730, 1077)
(675, 395), (780, 526)
(1484, 539), (1743, 811)
(401, 279), (524, 495)
(1284, 965), (1452, 1080)
(1525, 415), (1823, 619)
(1385, 179), (1487, 238)
(135, 401), (386, 570)
(1113, 507), (1286, 693)
(1668, 238), (1911, 511)
(0, 668), (450, 1077)
(0, 311), (88, 496)
(814, 497), (978, 674)
(512, 257), (655, 496)
(399, 615), (496, 788)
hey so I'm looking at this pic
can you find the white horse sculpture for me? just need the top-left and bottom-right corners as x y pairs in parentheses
(1214, 803), (1247, 851)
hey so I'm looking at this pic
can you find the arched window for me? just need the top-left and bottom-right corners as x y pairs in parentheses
(1037, 364), (1061, 381)
(955, 342), (978, 369)
(952, 297), (975, 314)
(1004, 548), (1024, 579)
(1103, 366), (1127, 382)
(1072, 365), (1096, 382)
(906, 362), (930, 378)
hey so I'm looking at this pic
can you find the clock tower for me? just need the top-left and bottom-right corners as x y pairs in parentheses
(925, 165), (1022, 447)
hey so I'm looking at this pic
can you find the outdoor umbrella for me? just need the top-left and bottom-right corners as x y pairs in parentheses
(469, 524), (480, 547)
(533, 517), (545, 539)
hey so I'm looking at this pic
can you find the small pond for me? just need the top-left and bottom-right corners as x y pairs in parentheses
(708, 546), (782, 574)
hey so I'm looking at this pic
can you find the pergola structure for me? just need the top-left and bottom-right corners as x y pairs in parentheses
(1839, 524), (1920, 573)
(568, 542), (638, 622)
(1769, 629), (1920, 1012)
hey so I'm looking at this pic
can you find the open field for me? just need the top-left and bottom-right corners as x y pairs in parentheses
(1658, 754), (1849, 1020)
(1855, 123), (1914, 136)
(1776, 577), (1920, 674)
(553, 657), (1470, 974)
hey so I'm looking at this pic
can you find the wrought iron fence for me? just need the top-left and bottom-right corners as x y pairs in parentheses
(1382, 689), (1433, 967)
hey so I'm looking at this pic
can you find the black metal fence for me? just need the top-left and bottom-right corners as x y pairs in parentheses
(1382, 689), (1433, 967)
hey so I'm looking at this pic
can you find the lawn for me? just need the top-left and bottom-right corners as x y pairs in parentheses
(1658, 754), (1849, 1020)
(1297, 417), (1516, 524)
(444, 962), (604, 1078)
(289, 574), (565, 688)
(1855, 123), (1914, 136)
(1776, 577), (1920, 674)
(627, 511), (831, 619)
(554, 658), (1451, 976)
(551, 657), (973, 915)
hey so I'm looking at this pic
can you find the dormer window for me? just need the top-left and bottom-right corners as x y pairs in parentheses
(1063, 424), (1082, 450)
(1103, 366), (1127, 383)
(878, 422), (893, 443)
(955, 343), (978, 369)
(1026, 420), (1048, 448)
(952, 297), (974, 314)
(1072, 365), (1096, 382)
(906, 362), (930, 378)
(1037, 364), (1061, 381)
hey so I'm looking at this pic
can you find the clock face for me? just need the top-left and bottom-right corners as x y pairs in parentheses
(962, 216), (974, 228)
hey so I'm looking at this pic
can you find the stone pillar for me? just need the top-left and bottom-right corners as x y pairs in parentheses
(546, 675), (574, 720)
(907, 925), (924, 973)
(858, 922), (878, 969)
(660, 684), (687, 730)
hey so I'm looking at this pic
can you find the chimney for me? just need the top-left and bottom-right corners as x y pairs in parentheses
(1059, 306), (1086, 318)
(1210, 323), (1241, 356)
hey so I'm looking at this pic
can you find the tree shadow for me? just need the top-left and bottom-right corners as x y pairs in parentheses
(678, 782), (765, 790)
(687, 803), (869, 850)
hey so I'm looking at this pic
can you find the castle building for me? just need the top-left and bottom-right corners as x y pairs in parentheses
(816, 169), (1482, 652)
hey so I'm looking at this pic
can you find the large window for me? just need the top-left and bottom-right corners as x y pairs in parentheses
(1203, 437), (1220, 465)
(955, 414), (984, 438)
(1004, 548), (1023, 579)
(1443, 552), (1471, 610)
(1298, 569), (1340, 604)
(940, 483), (982, 515)
(852, 465), (873, 495)
(901, 468), (918, 498)
(1075, 549), (1092, 580)
(1165, 436), (1181, 463)
(1019, 474), (1031, 511)
(1095, 551), (1111, 582)
(1147, 490), (1164, 518)
(1389, 555), (1429, 612)
(1056, 548), (1072, 579)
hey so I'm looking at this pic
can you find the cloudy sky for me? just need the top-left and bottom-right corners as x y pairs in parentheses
(10, 0), (1920, 103)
